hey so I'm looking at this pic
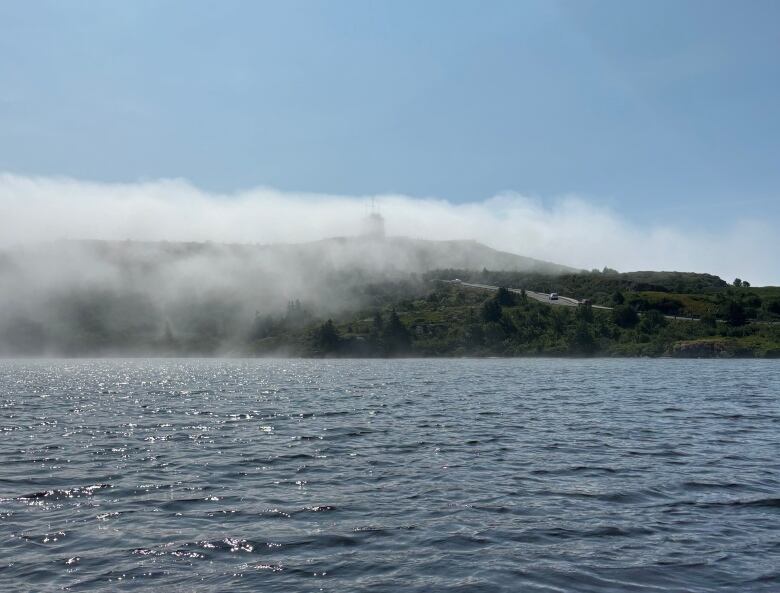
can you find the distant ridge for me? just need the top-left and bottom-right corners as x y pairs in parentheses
(0, 236), (577, 355)
(283, 236), (579, 275)
(4, 236), (577, 276)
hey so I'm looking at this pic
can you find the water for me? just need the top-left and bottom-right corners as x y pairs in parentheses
(1, 359), (779, 592)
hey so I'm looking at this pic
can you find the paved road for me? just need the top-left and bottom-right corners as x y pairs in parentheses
(440, 279), (780, 325)
(444, 280), (590, 308)
(441, 280), (694, 320)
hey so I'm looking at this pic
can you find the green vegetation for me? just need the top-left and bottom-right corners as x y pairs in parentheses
(426, 269), (780, 322)
(2, 260), (779, 357)
(246, 282), (780, 358)
(429, 268), (731, 300)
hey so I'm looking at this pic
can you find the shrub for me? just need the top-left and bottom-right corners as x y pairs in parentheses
(613, 305), (640, 328)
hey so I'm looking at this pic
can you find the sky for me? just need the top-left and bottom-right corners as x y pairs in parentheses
(1, 1), (779, 282)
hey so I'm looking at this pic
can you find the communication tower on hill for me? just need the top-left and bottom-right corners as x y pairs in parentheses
(364, 197), (386, 239)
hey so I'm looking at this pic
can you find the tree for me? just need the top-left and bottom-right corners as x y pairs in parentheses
(576, 301), (593, 323)
(482, 321), (506, 345)
(481, 298), (502, 323)
(639, 310), (667, 333)
(700, 312), (717, 328)
(249, 313), (275, 340)
(372, 311), (384, 335)
(571, 321), (597, 354)
(612, 291), (625, 305)
(733, 278), (743, 288)
(724, 301), (747, 326)
(463, 323), (484, 348)
(382, 310), (411, 353)
(284, 298), (311, 328)
(316, 319), (341, 353)
(612, 305), (639, 328)
(495, 287), (517, 307)
(742, 280), (751, 288)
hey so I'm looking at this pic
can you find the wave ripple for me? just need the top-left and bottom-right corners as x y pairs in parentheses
(1, 358), (779, 592)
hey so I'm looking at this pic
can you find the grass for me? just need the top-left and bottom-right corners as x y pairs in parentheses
(632, 291), (718, 317)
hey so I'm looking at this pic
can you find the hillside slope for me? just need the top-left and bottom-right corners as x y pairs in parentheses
(0, 236), (574, 355)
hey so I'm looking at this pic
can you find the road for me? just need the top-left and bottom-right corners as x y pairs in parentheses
(440, 280), (780, 325)
(441, 280), (696, 320)
(443, 280), (597, 308)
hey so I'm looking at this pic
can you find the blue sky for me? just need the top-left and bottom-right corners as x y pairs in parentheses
(1, 0), (779, 230)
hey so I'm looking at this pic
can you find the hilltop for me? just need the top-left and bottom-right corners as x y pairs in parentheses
(294, 236), (578, 275)
(0, 235), (575, 277)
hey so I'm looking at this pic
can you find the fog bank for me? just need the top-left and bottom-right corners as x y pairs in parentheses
(1, 173), (776, 285)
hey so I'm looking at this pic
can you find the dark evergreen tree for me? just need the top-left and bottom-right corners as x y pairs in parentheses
(382, 310), (411, 353)
(639, 310), (666, 333)
(495, 287), (517, 307)
(612, 304), (639, 328)
(481, 298), (502, 323)
(571, 321), (596, 354)
(372, 311), (384, 335)
(316, 319), (341, 353)
(724, 301), (747, 326)
(576, 301), (594, 323)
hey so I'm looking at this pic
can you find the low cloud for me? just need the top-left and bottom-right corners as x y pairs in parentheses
(1, 172), (776, 285)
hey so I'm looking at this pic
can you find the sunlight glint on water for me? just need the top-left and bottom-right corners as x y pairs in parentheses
(1, 359), (778, 592)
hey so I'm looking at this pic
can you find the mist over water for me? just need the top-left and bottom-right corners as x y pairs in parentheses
(1, 172), (777, 356)
(0, 233), (570, 355)
(1, 358), (778, 592)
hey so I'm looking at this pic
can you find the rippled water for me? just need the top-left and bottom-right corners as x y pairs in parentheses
(1, 359), (779, 592)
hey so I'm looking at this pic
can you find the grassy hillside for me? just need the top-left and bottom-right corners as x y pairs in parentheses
(252, 283), (780, 359)
(426, 269), (780, 320)
(2, 240), (777, 357)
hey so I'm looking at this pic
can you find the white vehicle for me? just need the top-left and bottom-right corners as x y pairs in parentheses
(549, 292), (559, 300)
(452, 278), (462, 284)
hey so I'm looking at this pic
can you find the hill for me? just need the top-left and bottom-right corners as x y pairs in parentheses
(2, 237), (776, 357)
(299, 236), (577, 275)
(0, 236), (574, 355)
(262, 284), (780, 359)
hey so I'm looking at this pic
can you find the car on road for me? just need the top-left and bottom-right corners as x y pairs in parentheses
(549, 293), (559, 300)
